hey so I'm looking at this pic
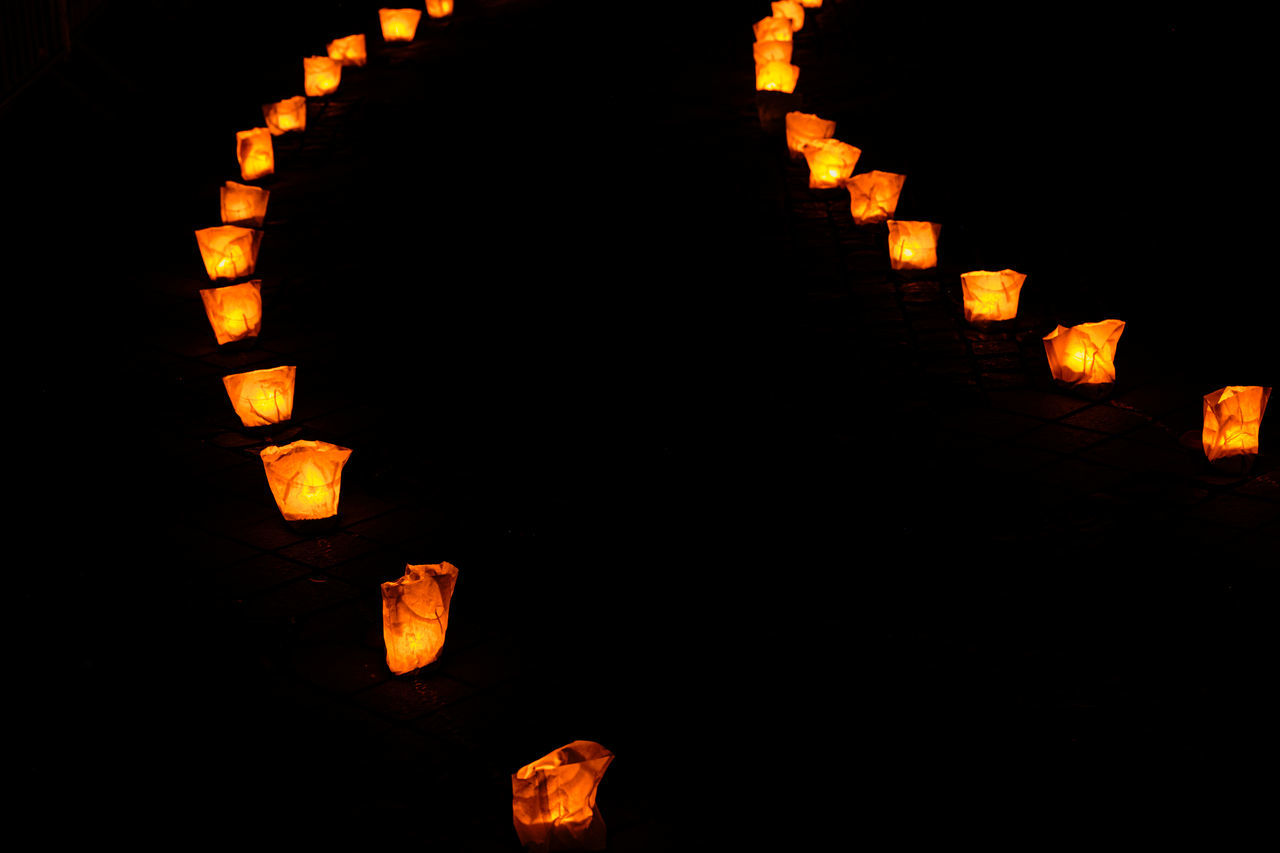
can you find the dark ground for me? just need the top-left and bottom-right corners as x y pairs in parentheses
(5, 0), (1274, 842)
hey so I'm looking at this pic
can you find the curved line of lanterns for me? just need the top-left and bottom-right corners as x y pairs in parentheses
(186, 4), (611, 847)
(753, 0), (1269, 468)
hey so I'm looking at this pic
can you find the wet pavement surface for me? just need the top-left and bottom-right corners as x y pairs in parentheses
(7, 0), (1274, 842)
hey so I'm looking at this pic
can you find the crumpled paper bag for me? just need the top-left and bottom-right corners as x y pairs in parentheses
(512, 741), (614, 852)
(382, 562), (460, 675)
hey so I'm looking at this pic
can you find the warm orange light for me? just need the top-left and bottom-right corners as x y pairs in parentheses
(513, 741), (614, 852)
(961, 269), (1027, 324)
(262, 95), (307, 135)
(784, 111), (834, 158)
(886, 220), (940, 270)
(303, 55), (342, 97)
(220, 180), (270, 228)
(1203, 385), (1271, 463)
(845, 170), (905, 224)
(753, 39), (793, 69)
(755, 60), (799, 93)
(379, 8), (422, 41)
(803, 138), (861, 188)
(260, 440), (352, 521)
(223, 365), (296, 428)
(798, 0), (823, 7)
(235, 128), (274, 181)
(1043, 320), (1125, 386)
(382, 562), (460, 675)
(199, 280), (262, 346)
(772, 0), (804, 31)
(753, 16), (793, 42)
(425, 0), (454, 18)
(195, 225), (262, 281)
(327, 33), (367, 66)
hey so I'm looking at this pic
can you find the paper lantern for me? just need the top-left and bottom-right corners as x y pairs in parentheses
(1043, 320), (1125, 387)
(425, 0), (454, 17)
(753, 39), (793, 69)
(1202, 386), (1271, 463)
(960, 269), (1027, 324)
(303, 56), (342, 97)
(886, 219), (941, 270)
(199, 279), (262, 345)
(382, 562), (459, 675)
(195, 225), (262, 281)
(772, 1), (804, 31)
(235, 128), (274, 181)
(803, 138), (861, 189)
(379, 8), (422, 41)
(756, 60), (799, 93)
(784, 111), (834, 158)
(223, 365), (296, 428)
(260, 440), (352, 521)
(220, 181), (270, 228)
(512, 741), (614, 852)
(845, 170), (906, 225)
(262, 96), (307, 135)
(798, 0), (823, 7)
(753, 16), (793, 42)
(327, 34), (367, 66)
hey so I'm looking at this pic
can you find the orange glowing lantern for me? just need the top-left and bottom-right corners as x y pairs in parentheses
(798, 0), (823, 6)
(379, 8), (422, 41)
(195, 225), (262, 281)
(425, 0), (454, 17)
(753, 16), (793, 43)
(803, 138), (861, 188)
(845, 170), (906, 224)
(886, 219), (941, 270)
(199, 280), (262, 346)
(303, 56), (342, 97)
(262, 95), (307, 135)
(756, 60), (799, 93)
(1202, 385), (1271, 464)
(327, 34), (367, 66)
(220, 180), (270, 228)
(960, 269), (1027, 324)
(260, 440), (352, 521)
(1043, 320), (1125, 387)
(235, 128), (274, 181)
(753, 39), (793, 69)
(513, 741), (614, 852)
(382, 562), (460, 675)
(223, 365), (296, 428)
(784, 111), (834, 158)
(772, 0), (804, 31)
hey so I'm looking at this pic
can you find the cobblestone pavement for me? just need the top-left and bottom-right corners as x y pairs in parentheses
(7, 0), (1273, 842)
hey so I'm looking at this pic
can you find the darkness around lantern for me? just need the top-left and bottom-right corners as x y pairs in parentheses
(3, 0), (1270, 842)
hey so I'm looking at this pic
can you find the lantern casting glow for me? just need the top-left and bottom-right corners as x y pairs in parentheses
(756, 60), (799, 93)
(236, 128), (274, 181)
(772, 0), (804, 31)
(223, 365), (296, 428)
(199, 280), (262, 345)
(220, 181), (270, 228)
(303, 56), (342, 97)
(382, 562), (460, 675)
(425, 0), (454, 17)
(512, 741), (614, 852)
(379, 8), (422, 41)
(846, 170), (905, 224)
(195, 225), (262, 281)
(803, 138), (861, 188)
(260, 440), (352, 521)
(753, 16), (793, 42)
(262, 96), (306, 135)
(1043, 320), (1125, 387)
(327, 34), (367, 66)
(1202, 385), (1271, 463)
(886, 220), (940, 270)
(785, 111), (834, 158)
(753, 39), (793, 69)
(961, 269), (1027, 324)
